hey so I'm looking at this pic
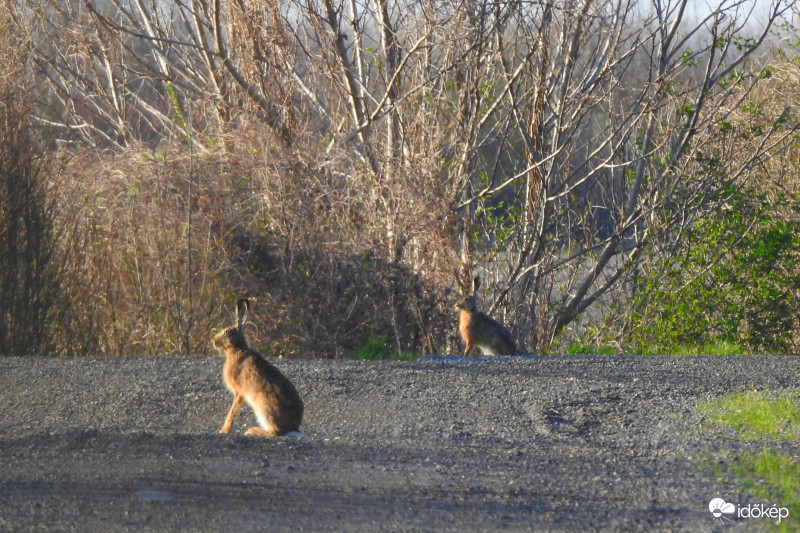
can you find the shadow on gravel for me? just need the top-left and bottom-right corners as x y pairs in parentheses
(1, 428), (561, 530)
(2, 355), (798, 531)
(0, 426), (709, 531)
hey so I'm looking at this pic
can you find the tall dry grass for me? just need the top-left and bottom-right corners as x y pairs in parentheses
(42, 123), (454, 356)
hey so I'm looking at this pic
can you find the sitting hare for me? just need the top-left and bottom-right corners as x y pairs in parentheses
(212, 298), (304, 437)
(457, 276), (518, 356)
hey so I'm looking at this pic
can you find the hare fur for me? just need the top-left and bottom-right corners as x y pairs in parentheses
(212, 299), (304, 436)
(457, 277), (517, 356)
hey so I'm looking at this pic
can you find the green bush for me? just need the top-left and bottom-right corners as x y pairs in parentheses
(626, 188), (800, 354)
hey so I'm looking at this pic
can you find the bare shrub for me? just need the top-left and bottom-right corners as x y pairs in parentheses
(46, 124), (452, 356)
(0, 13), (60, 355)
(0, 109), (58, 354)
(11, 0), (800, 355)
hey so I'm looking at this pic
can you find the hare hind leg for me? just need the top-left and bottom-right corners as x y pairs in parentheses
(463, 341), (476, 357)
(244, 394), (280, 437)
(245, 426), (279, 436)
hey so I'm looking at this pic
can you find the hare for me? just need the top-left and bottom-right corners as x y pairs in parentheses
(456, 276), (518, 356)
(212, 298), (304, 437)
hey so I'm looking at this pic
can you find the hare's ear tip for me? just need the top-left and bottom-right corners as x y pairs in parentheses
(472, 276), (481, 291)
(236, 297), (251, 327)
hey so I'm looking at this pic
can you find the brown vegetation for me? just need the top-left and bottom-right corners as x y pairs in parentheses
(2, 0), (800, 355)
(39, 127), (453, 356)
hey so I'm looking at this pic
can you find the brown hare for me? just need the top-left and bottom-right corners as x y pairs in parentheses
(457, 276), (518, 356)
(212, 298), (304, 437)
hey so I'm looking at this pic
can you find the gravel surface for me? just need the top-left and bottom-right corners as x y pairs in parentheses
(0, 354), (798, 532)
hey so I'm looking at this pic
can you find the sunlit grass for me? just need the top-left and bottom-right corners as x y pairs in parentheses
(699, 390), (800, 441)
(348, 338), (418, 361)
(702, 391), (800, 531)
(673, 341), (748, 356)
(718, 450), (800, 532)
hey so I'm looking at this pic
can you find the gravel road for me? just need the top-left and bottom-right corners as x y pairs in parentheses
(1, 355), (798, 532)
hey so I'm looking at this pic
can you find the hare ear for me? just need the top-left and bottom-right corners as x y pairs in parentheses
(472, 276), (481, 294)
(236, 298), (250, 329)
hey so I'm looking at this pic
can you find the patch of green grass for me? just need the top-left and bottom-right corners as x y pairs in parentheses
(702, 391), (800, 531)
(673, 340), (748, 356)
(627, 340), (746, 355)
(719, 450), (800, 532)
(349, 338), (417, 361)
(743, 450), (800, 504)
(566, 343), (616, 355)
(699, 390), (800, 440)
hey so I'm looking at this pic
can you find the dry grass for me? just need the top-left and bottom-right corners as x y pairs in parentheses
(37, 127), (455, 357)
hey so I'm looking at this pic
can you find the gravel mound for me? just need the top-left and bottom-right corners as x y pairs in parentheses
(1, 355), (798, 531)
